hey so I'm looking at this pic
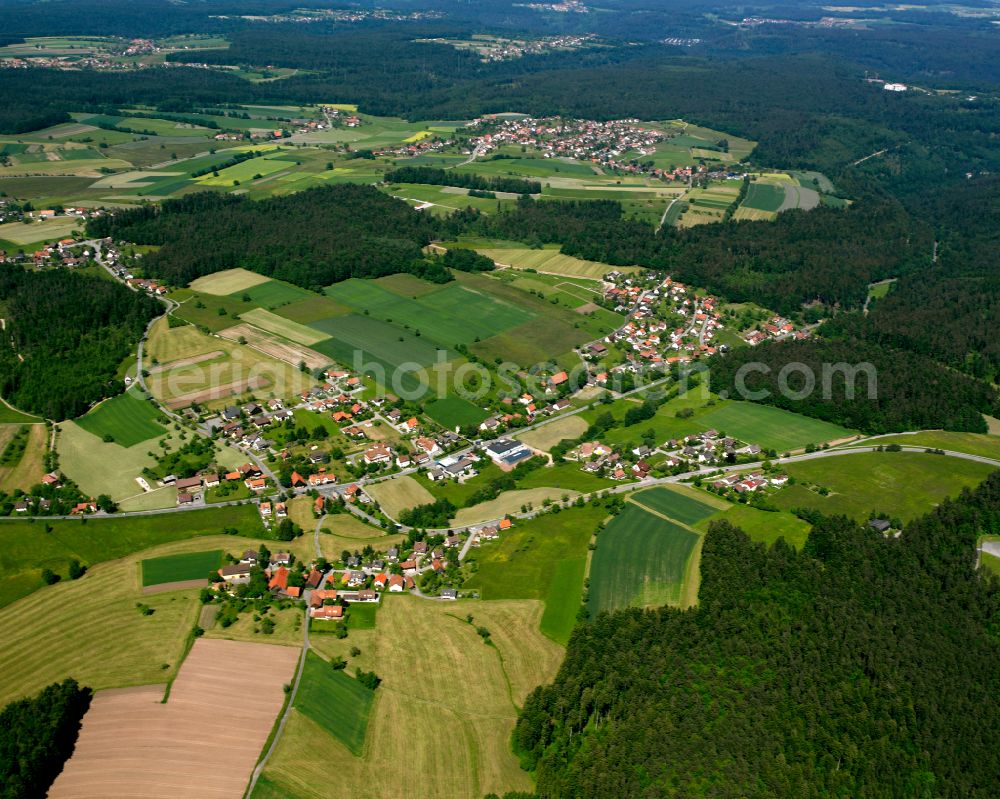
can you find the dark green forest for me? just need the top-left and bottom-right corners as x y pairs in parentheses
(706, 337), (998, 434)
(0, 269), (160, 420)
(0, 679), (91, 799)
(86, 185), (443, 291)
(516, 472), (1000, 798)
(450, 195), (927, 314)
(385, 166), (541, 196)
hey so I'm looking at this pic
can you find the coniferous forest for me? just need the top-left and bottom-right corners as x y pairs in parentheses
(86, 185), (442, 291)
(0, 679), (92, 799)
(0, 270), (160, 420)
(516, 473), (1000, 799)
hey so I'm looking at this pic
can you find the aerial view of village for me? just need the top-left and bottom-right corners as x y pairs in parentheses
(0, 2), (998, 798)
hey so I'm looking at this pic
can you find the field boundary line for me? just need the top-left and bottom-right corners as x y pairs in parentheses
(625, 496), (703, 535)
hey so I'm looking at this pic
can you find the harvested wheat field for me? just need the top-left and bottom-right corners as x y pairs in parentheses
(49, 638), (299, 799)
(218, 323), (330, 370)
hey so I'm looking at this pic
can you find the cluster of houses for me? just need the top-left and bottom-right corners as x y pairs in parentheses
(743, 316), (809, 346)
(572, 441), (653, 481)
(465, 116), (666, 172)
(479, 392), (572, 433)
(711, 470), (788, 494)
(219, 399), (294, 453)
(522, 0), (590, 14)
(604, 273), (726, 365)
(660, 430), (763, 468)
(571, 429), (767, 478)
(212, 537), (467, 617)
(163, 463), (266, 506)
(435, 33), (597, 63)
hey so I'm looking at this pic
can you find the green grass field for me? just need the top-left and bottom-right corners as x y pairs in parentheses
(231, 279), (314, 309)
(845, 431), (1000, 461)
(294, 651), (374, 756)
(0, 400), (40, 424)
(593, 394), (856, 453)
(140, 549), (222, 587)
(464, 502), (606, 644)
(424, 396), (489, 429)
(629, 486), (720, 526)
(588, 503), (700, 614)
(741, 182), (786, 212)
(695, 502), (812, 549)
(323, 279), (534, 347)
(346, 601), (379, 630)
(773, 452), (995, 523)
(0, 505), (264, 609)
(75, 388), (167, 447)
(310, 314), (451, 369)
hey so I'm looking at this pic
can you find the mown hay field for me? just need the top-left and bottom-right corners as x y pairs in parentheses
(256, 595), (561, 799)
(0, 423), (46, 493)
(363, 476), (436, 519)
(517, 414), (588, 452)
(240, 307), (331, 346)
(474, 247), (627, 279)
(189, 268), (272, 296)
(453, 487), (578, 527)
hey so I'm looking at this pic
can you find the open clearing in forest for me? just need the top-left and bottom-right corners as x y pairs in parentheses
(256, 596), (561, 799)
(474, 247), (630, 279)
(189, 268), (272, 295)
(49, 638), (299, 799)
(363, 476), (436, 519)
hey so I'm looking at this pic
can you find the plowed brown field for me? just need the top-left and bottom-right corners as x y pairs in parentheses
(48, 638), (299, 799)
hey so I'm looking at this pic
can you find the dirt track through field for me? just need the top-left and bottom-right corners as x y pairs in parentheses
(48, 638), (299, 799)
(142, 578), (208, 595)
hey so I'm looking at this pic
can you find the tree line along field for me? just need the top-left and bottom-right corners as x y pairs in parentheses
(0, 505), (264, 609)
(256, 596), (562, 799)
